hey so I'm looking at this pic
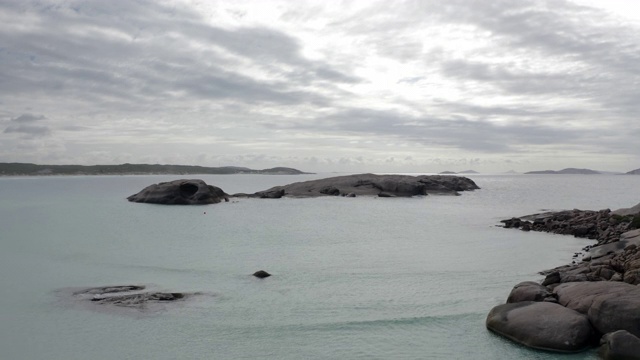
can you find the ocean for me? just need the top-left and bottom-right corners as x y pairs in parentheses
(0, 173), (638, 359)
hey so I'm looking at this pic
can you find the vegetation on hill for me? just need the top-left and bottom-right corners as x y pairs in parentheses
(0, 163), (311, 176)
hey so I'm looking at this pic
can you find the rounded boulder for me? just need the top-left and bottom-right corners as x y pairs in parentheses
(486, 301), (595, 353)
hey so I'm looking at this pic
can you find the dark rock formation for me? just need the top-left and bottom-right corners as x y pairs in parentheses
(486, 301), (595, 352)
(492, 201), (640, 354)
(253, 270), (271, 278)
(236, 173), (479, 198)
(599, 330), (640, 360)
(127, 179), (229, 205)
(500, 209), (638, 245)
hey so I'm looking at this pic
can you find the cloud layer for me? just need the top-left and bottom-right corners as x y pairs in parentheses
(1, 0), (639, 172)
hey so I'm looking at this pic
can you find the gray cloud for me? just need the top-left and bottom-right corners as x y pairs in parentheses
(0, 0), (359, 116)
(0, 0), (639, 172)
(4, 114), (51, 137)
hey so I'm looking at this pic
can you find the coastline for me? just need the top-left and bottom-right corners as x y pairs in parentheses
(489, 203), (640, 357)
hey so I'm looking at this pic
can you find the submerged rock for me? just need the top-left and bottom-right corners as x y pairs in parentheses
(127, 179), (229, 205)
(60, 284), (197, 314)
(237, 173), (479, 198)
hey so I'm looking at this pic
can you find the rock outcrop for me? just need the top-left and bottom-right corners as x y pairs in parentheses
(58, 285), (196, 315)
(500, 207), (639, 245)
(236, 173), (479, 198)
(127, 179), (229, 205)
(490, 202), (640, 354)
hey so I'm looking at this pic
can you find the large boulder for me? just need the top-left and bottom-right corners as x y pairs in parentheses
(486, 301), (595, 352)
(554, 282), (640, 337)
(127, 179), (228, 205)
(241, 173), (479, 198)
(598, 330), (640, 360)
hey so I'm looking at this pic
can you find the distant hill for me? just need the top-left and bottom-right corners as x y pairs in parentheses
(0, 163), (312, 176)
(628, 168), (640, 175)
(438, 170), (478, 175)
(525, 168), (601, 175)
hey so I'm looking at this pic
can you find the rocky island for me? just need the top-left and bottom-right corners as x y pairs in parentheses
(236, 173), (479, 199)
(127, 179), (229, 205)
(488, 202), (640, 358)
(126, 174), (480, 204)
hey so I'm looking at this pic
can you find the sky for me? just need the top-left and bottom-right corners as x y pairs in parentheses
(1, 0), (640, 173)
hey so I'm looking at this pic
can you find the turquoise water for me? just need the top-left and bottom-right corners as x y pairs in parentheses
(1, 174), (638, 359)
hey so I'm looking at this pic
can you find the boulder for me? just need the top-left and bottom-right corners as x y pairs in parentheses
(253, 270), (271, 279)
(127, 179), (228, 205)
(486, 301), (595, 352)
(506, 281), (555, 303)
(598, 330), (640, 360)
(554, 282), (640, 337)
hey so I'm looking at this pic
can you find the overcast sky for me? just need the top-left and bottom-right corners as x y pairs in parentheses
(1, 0), (639, 173)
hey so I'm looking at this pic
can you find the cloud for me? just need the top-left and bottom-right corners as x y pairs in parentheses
(4, 114), (51, 137)
(0, 0), (639, 172)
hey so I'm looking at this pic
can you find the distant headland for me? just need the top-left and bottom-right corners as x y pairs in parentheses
(0, 162), (312, 176)
(525, 167), (640, 175)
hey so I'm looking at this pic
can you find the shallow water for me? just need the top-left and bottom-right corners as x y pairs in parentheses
(1, 173), (638, 359)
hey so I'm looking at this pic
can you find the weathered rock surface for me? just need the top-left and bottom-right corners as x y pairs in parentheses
(554, 282), (640, 337)
(71, 285), (190, 308)
(540, 231), (640, 287)
(486, 301), (595, 352)
(613, 202), (640, 216)
(506, 281), (556, 303)
(237, 173), (479, 198)
(127, 179), (229, 205)
(599, 330), (640, 360)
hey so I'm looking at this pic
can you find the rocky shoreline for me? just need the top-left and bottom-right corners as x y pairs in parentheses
(488, 203), (640, 358)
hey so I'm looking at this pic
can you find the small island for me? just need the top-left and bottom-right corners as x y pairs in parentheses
(525, 168), (602, 175)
